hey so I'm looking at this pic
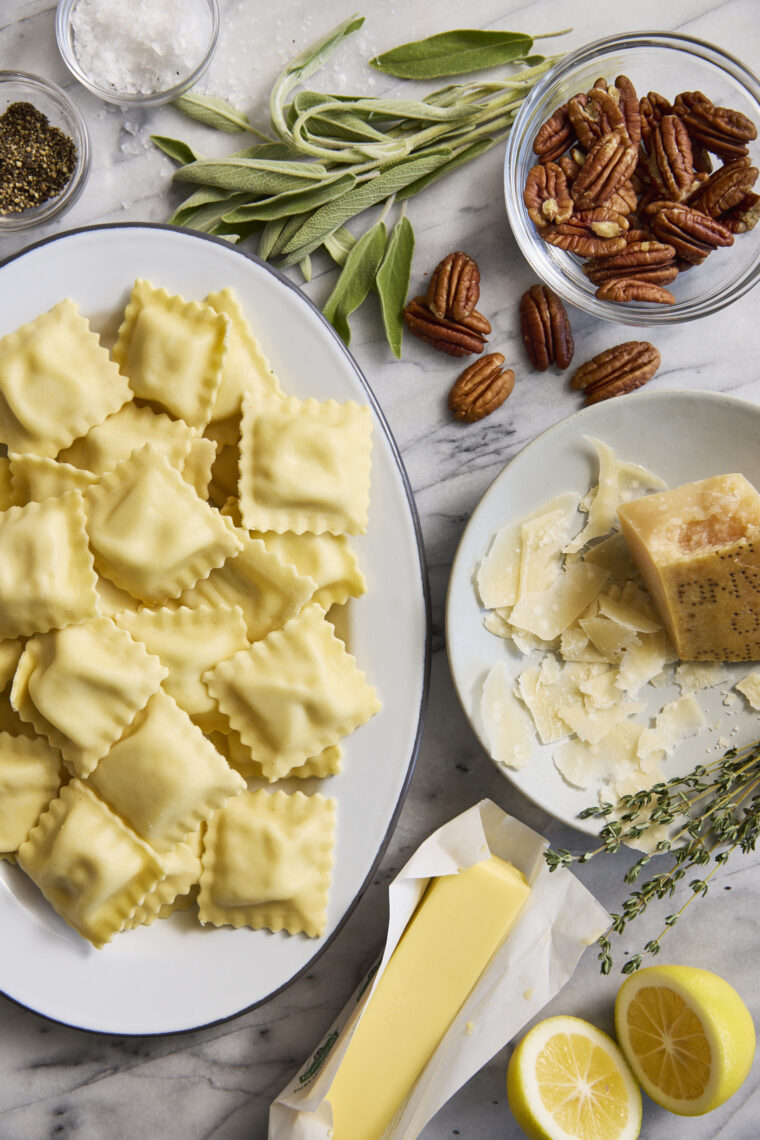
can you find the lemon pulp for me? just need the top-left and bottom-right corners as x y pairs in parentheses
(615, 964), (756, 1116)
(507, 1014), (641, 1140)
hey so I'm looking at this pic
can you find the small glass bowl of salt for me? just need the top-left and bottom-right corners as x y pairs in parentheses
(56, 0), (220, 107)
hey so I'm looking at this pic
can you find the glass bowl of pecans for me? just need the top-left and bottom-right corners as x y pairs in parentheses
(504, 32), (760, 325)
(0, 71), (90, 231)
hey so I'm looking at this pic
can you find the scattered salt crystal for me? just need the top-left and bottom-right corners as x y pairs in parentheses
(69, 0), (213, 96)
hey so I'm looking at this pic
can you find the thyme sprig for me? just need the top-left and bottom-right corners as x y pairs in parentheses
(546, 739), (760, 974)
(156, 15), (566, 352)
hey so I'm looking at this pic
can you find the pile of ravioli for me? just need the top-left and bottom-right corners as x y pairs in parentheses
(0, 280), (380, 948)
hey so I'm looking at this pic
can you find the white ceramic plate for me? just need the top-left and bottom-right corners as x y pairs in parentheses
(447, 388), (760, 836)
(0, 224), (430, 1034)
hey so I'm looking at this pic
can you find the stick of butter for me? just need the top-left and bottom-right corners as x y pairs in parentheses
(618, 473), (760, 661)
(328, 855), (530, 1140)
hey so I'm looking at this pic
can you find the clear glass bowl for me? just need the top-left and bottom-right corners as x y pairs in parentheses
(504, 32), (760, 325)
(0, 71), (90, 231)
(56, 0), (220, 107)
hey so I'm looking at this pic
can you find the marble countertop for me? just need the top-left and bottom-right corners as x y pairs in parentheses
(1, 1), (760, 1137)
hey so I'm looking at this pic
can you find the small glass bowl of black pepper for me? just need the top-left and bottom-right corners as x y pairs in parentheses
(0, 71), (90, 231)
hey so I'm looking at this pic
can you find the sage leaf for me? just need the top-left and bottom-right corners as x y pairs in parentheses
(172, 192), (250, 232)
(174, 158), (329, 195)
(151, 135), (200, 164)
(170, 186), (239, 225)
(322, 220), (387, 345)
(369, 29), (534, 79)
(282, 14), (364, 87)
(375, 216), (414, 358)
(258, 218), (289, 261)
(395, 137), (496, 200)
(222, 172), (357, 223)
(172, 92), (269, 136)
(323, 226), (357, 266)
(267, 212), (311, 259)
(270, 15), (365, 140)
(299, 254), (313, 282)
(279, 148), (451, 263)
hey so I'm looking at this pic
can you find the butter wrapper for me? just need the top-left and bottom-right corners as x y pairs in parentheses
(268, 798), (610, 1140)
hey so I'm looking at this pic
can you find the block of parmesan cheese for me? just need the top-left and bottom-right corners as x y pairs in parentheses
(327, 855), (530, 1140)
(618, 473), (760, 661)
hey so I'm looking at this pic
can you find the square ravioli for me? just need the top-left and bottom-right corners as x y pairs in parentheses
(88, 689), (245, 850)
(17, 780), (165, 948)
(0, 733), (63, 854)
(174, 532), (315, 641)
(239, 394), (372, 534)
(9, 454), (99, 505)
(0, 491), (98, 637)
(124, 833), (202, 930)
(204, 288), (282, 421)
(204, 602), (381, 780)
(11, 616), (168, 777)
(114, 603), (249, 729)
(84, 444), (242, 604)
(0, 299), (131, 457)
(253, 530), (366, 609)
(198, 788), (336, 937)
(112, 280), (228, 429)
(59, 402), (216, 497)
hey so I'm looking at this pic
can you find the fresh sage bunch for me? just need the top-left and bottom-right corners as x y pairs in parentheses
(154, 14), (565, 355)
(546, 738), (760, 975)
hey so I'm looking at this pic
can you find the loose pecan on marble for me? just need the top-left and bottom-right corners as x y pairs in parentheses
(570, 341), (661, 404)
(524, 163), (574, 228)
(519, 284), (574, 371)
(649, 203), (734, 263)
(427, 251), (480, 322)
(402, 297), (488, 357)
(448, 353), (514, 422)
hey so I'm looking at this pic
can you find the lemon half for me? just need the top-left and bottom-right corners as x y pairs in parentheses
(507, 1014), (642, 1140)
(615, 964), (756, 1116)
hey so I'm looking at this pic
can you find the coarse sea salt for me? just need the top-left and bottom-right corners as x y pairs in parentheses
(69, 0), (213, 96)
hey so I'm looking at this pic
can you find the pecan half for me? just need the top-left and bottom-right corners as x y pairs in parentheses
(674, 91), (757, 161)
(650, 203), (734, 263)
(570, 341), (661, 404)
(427, 251), (480, 321)
(567, 92), (603, 151)
(614, 75), (642, 148)
(524, 163), (574, 228)
(688, 159), (759, 218)
(588, 87), (627, 138)
(574, 205), (630, 238)
(448, 354), (513, 422)
(583, 241), (677, 285)
(721, 191), (760, 233)
(519, 284), (574, 371)
(543, 221), (627, 258)
(594, 279), (676, 305)
(571, 129), (638, 209)
(533, 104), (575, 164)
(402, 297), (486, 357)
(639, 91), (672, 149)
(650, 114), (694, 200)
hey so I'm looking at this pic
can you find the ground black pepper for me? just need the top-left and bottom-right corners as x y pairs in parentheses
(0, 101), (77, 214)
